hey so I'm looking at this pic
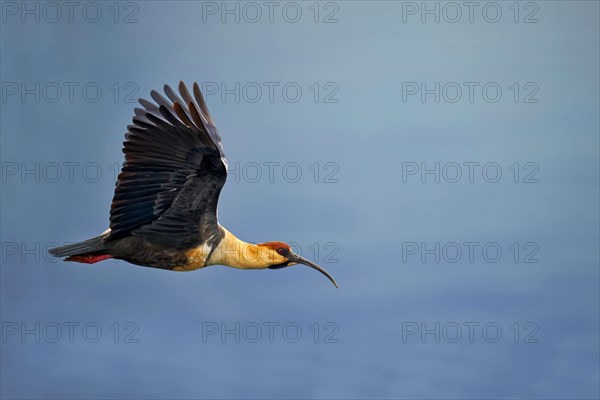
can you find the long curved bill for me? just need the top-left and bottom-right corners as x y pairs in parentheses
(288, 253), (339, 288)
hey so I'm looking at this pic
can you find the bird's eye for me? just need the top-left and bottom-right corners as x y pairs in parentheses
(276, 248), (287, 256)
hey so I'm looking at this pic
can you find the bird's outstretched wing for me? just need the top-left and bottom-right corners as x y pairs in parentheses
(108, 82), (227, 250)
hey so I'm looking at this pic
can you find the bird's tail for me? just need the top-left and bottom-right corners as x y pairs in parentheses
(48, 235), (112, 264)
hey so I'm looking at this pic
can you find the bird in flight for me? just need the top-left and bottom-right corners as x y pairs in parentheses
(49, 82), (338, 288)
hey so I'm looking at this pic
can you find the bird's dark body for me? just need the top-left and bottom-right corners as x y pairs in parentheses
(50, 82), (227, 270)
(105, 235), (198, 270)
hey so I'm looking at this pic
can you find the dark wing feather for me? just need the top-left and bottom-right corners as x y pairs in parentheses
(108, 82), (227, 250)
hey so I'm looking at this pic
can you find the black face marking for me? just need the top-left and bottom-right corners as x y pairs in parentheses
(276, 247), (288, 256)
(268, 261), (290, 270)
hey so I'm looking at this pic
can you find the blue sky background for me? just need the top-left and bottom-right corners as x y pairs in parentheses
(1, 1), (599, 398)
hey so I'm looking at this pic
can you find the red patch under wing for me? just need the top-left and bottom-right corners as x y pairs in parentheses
(65, 254), (113, 264)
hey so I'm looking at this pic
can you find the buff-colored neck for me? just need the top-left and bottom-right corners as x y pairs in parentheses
(206, 227), (274, 269)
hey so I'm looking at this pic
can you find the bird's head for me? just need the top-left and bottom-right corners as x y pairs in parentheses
(258, 241), (339, 288)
